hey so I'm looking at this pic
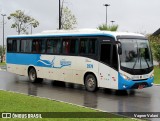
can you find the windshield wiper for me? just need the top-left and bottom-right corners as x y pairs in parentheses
(144, 58), (150, 68)
(132, 56), (138, 69)
(132, 41), (139, 69)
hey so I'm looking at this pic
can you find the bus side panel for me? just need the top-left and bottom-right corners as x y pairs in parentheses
(7, 64), (28, 76)
(7, 53), (39, 76)
(98, 63), (118, 89)
(7, 53), (100, 86)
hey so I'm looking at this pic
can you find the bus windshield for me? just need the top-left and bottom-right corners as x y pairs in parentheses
(119, 39), (153, 69)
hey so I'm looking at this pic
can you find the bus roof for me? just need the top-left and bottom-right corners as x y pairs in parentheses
(7, 29), (145, 39)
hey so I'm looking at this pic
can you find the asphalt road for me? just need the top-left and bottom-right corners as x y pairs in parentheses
(0, 71), (160, 120)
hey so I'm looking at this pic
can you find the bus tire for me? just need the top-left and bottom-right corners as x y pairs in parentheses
(28, 68), (39, 83)
(85, 74), (97, 92)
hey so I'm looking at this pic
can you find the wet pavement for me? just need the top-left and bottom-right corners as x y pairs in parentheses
(0, 71), (160, 120)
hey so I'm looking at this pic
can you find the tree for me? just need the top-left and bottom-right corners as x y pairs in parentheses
(0, 45), (5, 63)
(8, 10), (39, 34)
(97, 24), (118, 31)
(60, 1), (77, 30)
(148, 35), (160, 68)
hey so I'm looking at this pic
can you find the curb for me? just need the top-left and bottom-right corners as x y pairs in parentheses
(154, 84), (160, 86)
(0, 69), (6, 71)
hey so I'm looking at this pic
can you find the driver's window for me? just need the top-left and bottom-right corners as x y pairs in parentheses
(100, 44), (118, 70)
(100, 44), (111, 65)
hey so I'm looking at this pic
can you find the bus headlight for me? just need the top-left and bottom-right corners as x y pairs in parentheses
(120, 73), (131, 80)
(150, 73), (154, 78)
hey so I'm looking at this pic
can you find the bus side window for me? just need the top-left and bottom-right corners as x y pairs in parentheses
(41, 40), (46, 53)
(57, 39), (62, 54)
(62, 39), (70, 54)
(88, 39), (96, 54)
(7, 39), (20, 53)
(32, 40), (40, 53)
(12, 40), (17, 52)
(46, 39), (56, 54)
(46, 40), (52, 54)
(80, 38), (96, 55)
(75, 39), (79, 55)
(7, 40), (13, 52)
(17, 40), (20, 52)
(70, 39), (76, 54)
(20, 40), (25, 52)
(25, 40), (32, 53)
(62, 38), (77, 55)
(53, 40), (58, 54)
(80, 39), (87, 54)
(46, 39), (62, 54)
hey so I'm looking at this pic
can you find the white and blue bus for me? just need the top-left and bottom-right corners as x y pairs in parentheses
(6, 29), (154, 91)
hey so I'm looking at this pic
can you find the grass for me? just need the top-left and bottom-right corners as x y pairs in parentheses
(154, 66), (160, 84)
(0, 90), (134, 121)
(0, 62), (6, 66)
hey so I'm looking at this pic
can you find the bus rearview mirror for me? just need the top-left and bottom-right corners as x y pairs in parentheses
(116, 41), (122, 55)
(118, 47), (122, 55)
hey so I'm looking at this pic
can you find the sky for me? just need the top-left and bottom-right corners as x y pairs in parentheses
(0, 0), (160, 45)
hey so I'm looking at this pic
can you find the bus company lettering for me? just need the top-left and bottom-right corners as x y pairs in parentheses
(60, 59), (71, 66)
(37, 55), (71, 68)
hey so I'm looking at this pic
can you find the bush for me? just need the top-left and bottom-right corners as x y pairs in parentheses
(149, 35), (160, 67)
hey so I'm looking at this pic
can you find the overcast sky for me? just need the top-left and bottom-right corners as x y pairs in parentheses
(0, 0), (160, 45)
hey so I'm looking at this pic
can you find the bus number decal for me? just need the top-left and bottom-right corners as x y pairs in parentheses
(87, 64), (93, 68)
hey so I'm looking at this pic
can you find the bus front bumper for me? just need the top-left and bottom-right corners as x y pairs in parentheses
(118, 73), (154, 90)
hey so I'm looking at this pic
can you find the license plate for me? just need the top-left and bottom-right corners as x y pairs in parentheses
(138, 85), (145, 89)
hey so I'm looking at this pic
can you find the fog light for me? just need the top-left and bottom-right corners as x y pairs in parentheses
(123, 85), (126, 88)
(151, 83), (153, 85)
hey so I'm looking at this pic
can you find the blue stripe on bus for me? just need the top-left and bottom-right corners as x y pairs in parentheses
(7, 53), (40, 65)
(6, 53), (71, 69)
(7, 33), (115, 39)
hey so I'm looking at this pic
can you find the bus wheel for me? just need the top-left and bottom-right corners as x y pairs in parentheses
(28, 68), (38, 83)
(85, 74), (97, 92)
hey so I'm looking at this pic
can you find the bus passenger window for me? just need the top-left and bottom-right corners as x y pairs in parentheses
(56, 40), (61, 54)
(70, 39), (76, 54)
(80, 39), (87, 54)
(32, 40), (40, 53)
(7, 40), (20, 53)
(7, 40), (13, 52)
(46, 40), (53, 54)
(62, 39), (77, 54)
(80, 38), (97, 55)
(52, 40), (58, 54)
(62, 39), (70, 54)
(41, 40), (46, 53)
(17, 40), (20, 52)
(20, 40), (25, 52)
(88, 39), (96, 54)
(25, 40), (32, 53)
(12, 40), (17, 52)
